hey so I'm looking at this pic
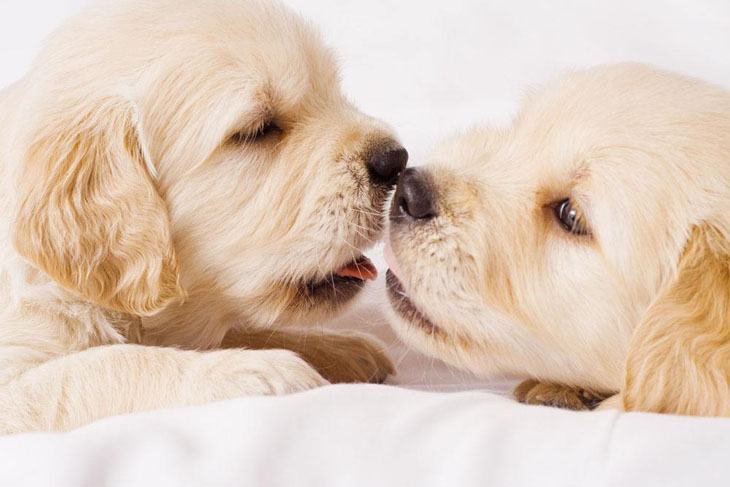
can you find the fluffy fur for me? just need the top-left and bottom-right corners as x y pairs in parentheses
(0, 0), (401, 433)
(385, 64), (730, 415)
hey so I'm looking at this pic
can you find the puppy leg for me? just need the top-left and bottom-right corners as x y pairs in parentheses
(0, 344), (327, 434)
(223, 328), (395, 384)
(595, 394), (624, 411)
(514, 379), (610, 411)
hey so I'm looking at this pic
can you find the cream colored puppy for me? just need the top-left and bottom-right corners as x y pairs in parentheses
(385, 64), (730, 416)
(0, 0), (407, 433)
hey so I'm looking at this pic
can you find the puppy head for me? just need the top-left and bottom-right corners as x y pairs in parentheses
(385, 64), (730, 391)
(12, 0), (406, 327)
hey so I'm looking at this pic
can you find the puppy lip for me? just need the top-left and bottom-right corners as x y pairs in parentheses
(303, 270), (366, 308)
(333, 255), (378, 281)
(307, 273), (366, 289)
(385, 270), (442, 335)
(301, 254), (375, 307)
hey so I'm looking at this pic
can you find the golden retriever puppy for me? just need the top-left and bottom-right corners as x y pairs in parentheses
(385, 64), (730, 416)
(0, 0), (407, 433)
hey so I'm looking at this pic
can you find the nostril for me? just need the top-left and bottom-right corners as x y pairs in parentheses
(386, 147), (409, 176)
(396, 192), (410, 217)
(394, 168), (437, 220)
(368, 144), (409, 186)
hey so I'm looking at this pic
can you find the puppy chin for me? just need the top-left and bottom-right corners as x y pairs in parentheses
(384, 275), (439, 336)
(383, 238), (444, 336)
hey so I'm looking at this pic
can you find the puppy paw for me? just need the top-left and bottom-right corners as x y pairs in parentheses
(194, 349), (329, 400)
(250, 349), (331, 394)
(514, 379), (609, 411)
(595, 394), (624, 411)
(305, 331), (395, 384)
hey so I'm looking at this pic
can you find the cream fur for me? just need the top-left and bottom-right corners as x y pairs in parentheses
(0, 0), (399, 433)
(386, 64), (730, 415)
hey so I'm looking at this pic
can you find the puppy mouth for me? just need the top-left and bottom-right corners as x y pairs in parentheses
(303, 255), (378, 304)
(385, 270), (441, 335)
(331, 255), (379, 282)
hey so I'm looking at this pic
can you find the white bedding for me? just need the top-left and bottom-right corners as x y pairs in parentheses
(3, 385), (730, 487)
(2, 0), (730, 485)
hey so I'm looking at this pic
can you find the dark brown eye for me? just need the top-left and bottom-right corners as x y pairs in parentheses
(553, 198), (590, 236)
(252, 120), (281, 139)
(229, 120), (282, 144)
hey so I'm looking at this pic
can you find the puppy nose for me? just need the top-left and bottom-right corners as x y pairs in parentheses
(368, 144), (408, 186)
(394, 168), (437, 220)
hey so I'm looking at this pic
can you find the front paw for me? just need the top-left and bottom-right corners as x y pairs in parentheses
(195, 349), (329, 400)
(595, 394), (624, 411)
(514, 379), (609, 411)
(307, 331), (395, 384)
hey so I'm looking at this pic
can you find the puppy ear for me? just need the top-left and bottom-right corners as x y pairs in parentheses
(623, 224), (730, 415)
(14, 97), (183, 315)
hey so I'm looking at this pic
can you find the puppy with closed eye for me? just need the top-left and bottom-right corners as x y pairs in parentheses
(385, 64), (730, 416)
(0, 0), (407, 433)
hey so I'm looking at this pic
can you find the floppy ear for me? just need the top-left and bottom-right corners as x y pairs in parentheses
(13, 97), (183, 316)
(622, 224), (730, 415)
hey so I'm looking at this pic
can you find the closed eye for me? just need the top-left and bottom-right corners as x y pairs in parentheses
(228, 119), (282, 145)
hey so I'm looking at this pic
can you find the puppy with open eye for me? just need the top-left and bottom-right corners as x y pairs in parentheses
(385, 64), (730, 416)
(0, 0), (408, 433)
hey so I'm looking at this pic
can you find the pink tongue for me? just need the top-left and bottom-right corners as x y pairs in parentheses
(383, 238), (402, 279)
(334, 256), (378, 281)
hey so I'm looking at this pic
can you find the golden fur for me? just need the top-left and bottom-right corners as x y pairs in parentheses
(385, 64), (730, 416)
(0, 0), (400, 433)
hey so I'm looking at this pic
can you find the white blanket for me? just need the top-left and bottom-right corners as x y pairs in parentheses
(1, 0), (730, 485)
(2, 385), (730, 487)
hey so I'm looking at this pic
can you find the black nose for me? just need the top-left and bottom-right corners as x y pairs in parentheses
(394, 168), (437, 220)
(368, 144), (408, 186)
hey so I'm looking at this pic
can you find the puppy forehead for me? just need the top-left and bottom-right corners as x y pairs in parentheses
(92, 0), (340, 111)
(508, 66), (724, 195)
(193, 2), (339, 105)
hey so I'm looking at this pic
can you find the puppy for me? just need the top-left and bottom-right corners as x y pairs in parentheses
(0, 0), (406, 433)
(385, 64), (730, 416)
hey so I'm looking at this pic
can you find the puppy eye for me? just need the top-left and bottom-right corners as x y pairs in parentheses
(553, 198), (590, 236)
(229, 120), (282, 145)
(252, 120), (282, 140)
